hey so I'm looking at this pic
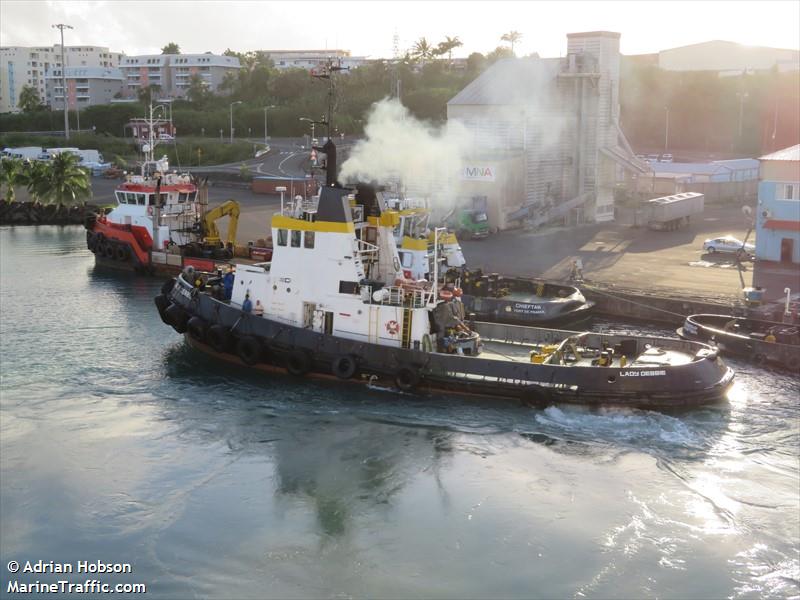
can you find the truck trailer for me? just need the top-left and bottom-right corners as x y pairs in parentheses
(643, 192), (704, 231)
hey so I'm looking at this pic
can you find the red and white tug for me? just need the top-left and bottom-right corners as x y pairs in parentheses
(85, 105), (238, 275)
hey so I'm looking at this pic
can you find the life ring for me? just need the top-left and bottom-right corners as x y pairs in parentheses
(439, 289), (453, 300)
(286, 350), (311, 376)
(236, 336), (262, 366)
(147, 206), (153, 216)
(164, 303), (189, 333)
(753, 353), (767, 367)
(385, 320), (400, 335)
(331, 355), (358, 379)
(395, 366), (419, 392)
(161, 278), (176, 296)
(154, 294), (171, 325)
(207, 325), (232, 353)
(187, 316), (207, 342)
(114, 244), (129, 262)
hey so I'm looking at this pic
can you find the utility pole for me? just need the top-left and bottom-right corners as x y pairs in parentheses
(264, 105), (275, 144)
(664, 106), (669, 152)
(52, 23), (73, 140)
(229, 100), (242, 143)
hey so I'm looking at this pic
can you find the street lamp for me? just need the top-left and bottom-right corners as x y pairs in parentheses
(52, 23), (73, 140)
(663, 106), (669, 152)
(264, 105), (275, 144)
(276, 185), (287, 215)
(229, 100), (242, 143)
(299, 116), (327, 145)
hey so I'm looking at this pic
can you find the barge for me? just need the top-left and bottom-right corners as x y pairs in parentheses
(678, 314), (800, 372)
(155, 183), (733, 409)
(449, 268), (594, 327)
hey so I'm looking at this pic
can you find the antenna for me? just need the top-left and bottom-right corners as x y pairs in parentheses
(392, 30), (400, 60)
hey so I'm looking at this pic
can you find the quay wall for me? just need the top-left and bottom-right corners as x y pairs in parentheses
(582, 285), (735, 326)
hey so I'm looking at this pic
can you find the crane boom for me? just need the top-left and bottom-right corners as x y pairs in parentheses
(202, 200), (240, 247)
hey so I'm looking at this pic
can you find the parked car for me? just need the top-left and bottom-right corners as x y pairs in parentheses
(646, 154), (660, 163)
(158, 133), (174, 141)
(703, 236), (755, 255)
(660, 153), (674, 163)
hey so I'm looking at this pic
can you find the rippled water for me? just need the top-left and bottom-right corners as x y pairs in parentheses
(1, 226), (798, 599)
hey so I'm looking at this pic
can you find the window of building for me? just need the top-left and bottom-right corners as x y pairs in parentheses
(304, 231), (315, 248)
(780, 183), (799, 201)
(291, 230), (301, 247)
(277, 229), (288, 246)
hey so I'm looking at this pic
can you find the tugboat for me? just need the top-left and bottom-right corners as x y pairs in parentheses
(446, 269), (594, 327)
(84, 103), (242, 275)
(154, 64), (733, 408)
(678, 314), (800, 372)
(155, 180), (732, 408)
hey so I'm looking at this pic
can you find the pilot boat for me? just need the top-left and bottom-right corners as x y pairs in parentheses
(155, 176), (733, 408)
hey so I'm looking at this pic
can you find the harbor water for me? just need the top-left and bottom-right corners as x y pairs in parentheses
(1, 226), (798, 599)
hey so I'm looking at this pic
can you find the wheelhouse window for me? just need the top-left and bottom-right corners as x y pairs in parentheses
(338, 281), (360, 295)
(187, 191), (197, 203)
(277, 229), (288, 246)
(137, 194), (146, 206)
(159, 193), (168, 205)
(147, 194), (155, 205)
(304, 231), (315, 248)
(291, 230), (301, 247)
(125, 192), (136, 204)
(178, 192), (188, 203)
(400, 252), (413, 268)
(116, 192), (126, 204)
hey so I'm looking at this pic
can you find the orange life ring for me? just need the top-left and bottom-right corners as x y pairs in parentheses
(147, 206), (153, 216)
(386, 320), (400, 335)
(453, 287), (463, 297)
(439, 289), (454, 300)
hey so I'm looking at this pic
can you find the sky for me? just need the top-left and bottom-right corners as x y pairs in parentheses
(1, 0), (798, 58)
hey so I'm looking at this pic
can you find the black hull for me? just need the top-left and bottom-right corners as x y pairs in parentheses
(678, 314), (800, 372)
(157, 277), (734, 409)
(461, 294), (594, 327)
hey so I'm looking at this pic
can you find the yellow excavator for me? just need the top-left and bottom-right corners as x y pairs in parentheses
(182, 199), (241, 259)
(202, 199), (240, 248)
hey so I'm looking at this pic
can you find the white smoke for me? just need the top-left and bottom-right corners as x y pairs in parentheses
(339, 98), (471, 206)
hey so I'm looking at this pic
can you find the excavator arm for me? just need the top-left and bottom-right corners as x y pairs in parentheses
(202, 200), (240, 247)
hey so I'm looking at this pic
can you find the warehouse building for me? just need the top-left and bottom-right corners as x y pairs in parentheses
(447, 31), (647, 229)
(755, 144), (800, 264)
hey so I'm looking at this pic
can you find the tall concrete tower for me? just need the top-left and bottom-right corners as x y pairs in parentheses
(564, 31), (622, 221)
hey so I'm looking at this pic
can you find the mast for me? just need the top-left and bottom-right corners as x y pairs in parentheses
(311, 58), (349, 187)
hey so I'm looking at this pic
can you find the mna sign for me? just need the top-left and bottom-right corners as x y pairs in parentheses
(461, 165), (496, 182)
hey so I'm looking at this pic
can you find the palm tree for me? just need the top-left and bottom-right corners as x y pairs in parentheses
(0, 157), (24, 203)
(21, 159), (50, 204)
(436, 36), (463, 65)
(412, 37), (435, 66)
(17, 85), (43, 113)
(500, 31), (523, 54)
(36, 153), (91, 206)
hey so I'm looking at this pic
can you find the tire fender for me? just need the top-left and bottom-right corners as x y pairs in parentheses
(164, 303), (189, 333)
(154, 294), (171, 325)
(331, 355), (358, 379)
(395, 366), (420, 392)
(187, 316), (208, 342)
(114, 244), (129, 262)
(161, 278), (176, 296)
(207, 324), (232, 353)
(236, 336), (262, 366)
(286, 350), (311, 376)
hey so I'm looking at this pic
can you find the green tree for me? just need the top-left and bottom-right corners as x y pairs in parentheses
(412, 37), (435, 66)
(500, 30), (522, 54)
(137, 84), (162, 105)
(186, 74), (212, 107)
(21, 159), (50, 204)
(36, 152), (91, 206)
(466, 52), (487, 76)
(17, 85), (43, 113)
(161, 42), (180, 55)
(436, 36), (463, 64)
(487, 46), (514, 64)
(0, 157), (24, 203)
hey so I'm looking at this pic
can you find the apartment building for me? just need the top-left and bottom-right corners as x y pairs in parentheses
(118, 53), (240, 98)
(46, 66), (124, 109)
(0, 45), (120, 113)
(263, 49), (367, 71)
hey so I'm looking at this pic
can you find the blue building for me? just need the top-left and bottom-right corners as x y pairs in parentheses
(755, 145), (800, 264)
